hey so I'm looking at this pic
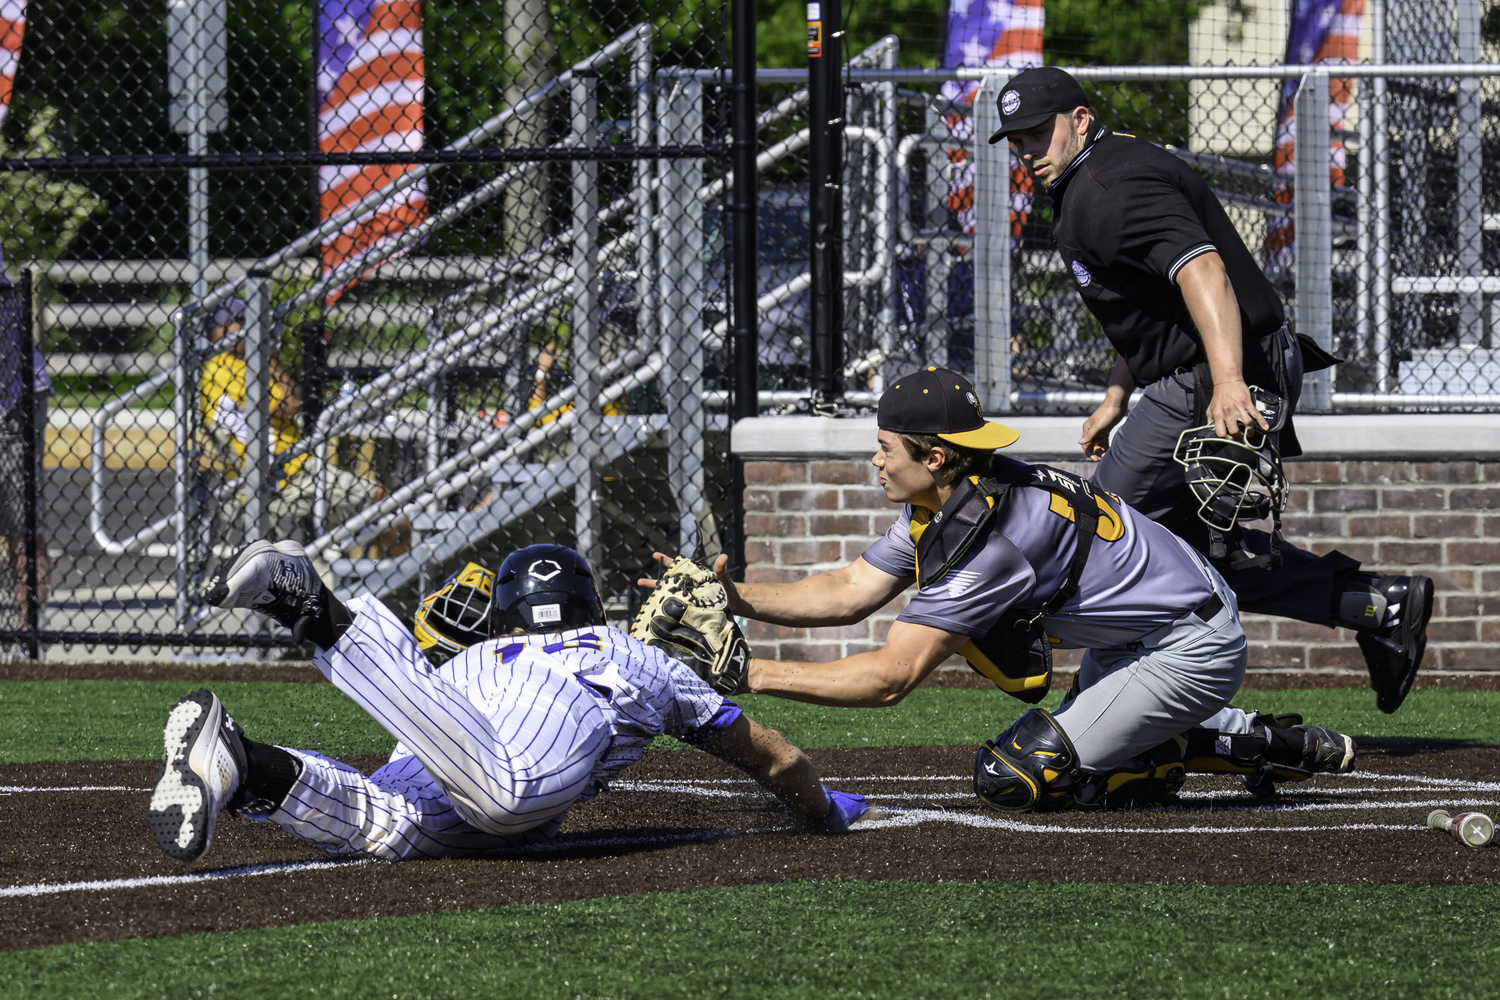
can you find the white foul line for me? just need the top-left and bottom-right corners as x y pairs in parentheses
(0, 857), (373, 899)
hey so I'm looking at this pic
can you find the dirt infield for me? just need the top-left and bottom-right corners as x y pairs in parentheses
(3, 740), (1497, 953)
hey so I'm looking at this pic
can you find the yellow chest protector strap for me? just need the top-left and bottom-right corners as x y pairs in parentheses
(911, 461), (1100, 702)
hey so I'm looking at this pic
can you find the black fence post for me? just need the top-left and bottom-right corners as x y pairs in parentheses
(806, 0), (844, 411)
(727, 0), (758, 581)
(19, 269), (39, 661)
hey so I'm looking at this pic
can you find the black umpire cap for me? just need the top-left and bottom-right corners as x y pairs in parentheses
(986, 66), (1089, 144)
(877, 367), (1020, 451)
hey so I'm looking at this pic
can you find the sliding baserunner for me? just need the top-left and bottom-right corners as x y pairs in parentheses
(146, 542), (870, 863)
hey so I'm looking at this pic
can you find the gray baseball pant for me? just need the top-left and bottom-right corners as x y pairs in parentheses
(1090, 372), (1358, 629)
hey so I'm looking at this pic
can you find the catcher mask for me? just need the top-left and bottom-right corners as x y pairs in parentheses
(1172, 387), (1288, 533)
(494, 544), (605, 634)
(414, 562), (496, 666)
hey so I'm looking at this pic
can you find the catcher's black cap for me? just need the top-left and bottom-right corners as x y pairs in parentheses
(986, 66), (1089, 144)
(494, 543), (605, 633)
(877, 368), (1019, 451)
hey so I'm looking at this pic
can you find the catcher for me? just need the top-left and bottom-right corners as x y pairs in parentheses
(146, 541), (870, 864)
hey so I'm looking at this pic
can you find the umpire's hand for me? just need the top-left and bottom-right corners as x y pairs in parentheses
(1207, 378), (1270, 440)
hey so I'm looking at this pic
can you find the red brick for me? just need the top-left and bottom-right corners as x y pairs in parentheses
(1313, 540), (1372, 561)
(1482, 620), (1500, 642)
(744, 540), (774, 564)
(743, 488), (774, 511)
(1308, 646), (1368, 669)
(869, 618), (894, 642)
(1285, 488), (1313, 512)
(878, 593), (916, 614)
(1447, 541), (1500, 565)
(1414, 514), (1477, 538)
(843, 540), (873, 562)
(841, 487), (895, 510)
(1485, 515), (1500, 537)
(1379, 488), (1446, 510)
(1443, 595), (1492, 617)
(744, 461), (807, 484)
(1412, 461), (1479, 483)
(1425, 619), (1477, 642)
(809, 461), (873, 484)
(1450, 487), (1500, 510)
(1347, 515), (1410, 537)
(819, 622), (873, 640)
(776, 489), (838, 511)
(1239, 616), (1274, 641)
(809, 514), (871, 535)
(1280, 514), (1344, 536)
(745, 566), (808, 584)
(780, 540), (843, 564)
(779, 642), (844, 662)
(1274, 620), (1338, 641)
(1244, 644), (1308, 668)
(1313, 488), (1377, 512)
(1285, 461), (1343, 483)
(1375, 541), (1441, 564)
(743, 513), (803, 537)
(1484, 462), (1500, 482)
(1439, 647), (1500, 670)
(1344, 461), (1409, 484)
(841, 642), (883, 656)
(1431, 569), (1477, 591)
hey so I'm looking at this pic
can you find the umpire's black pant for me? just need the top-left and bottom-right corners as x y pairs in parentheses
(1089, 344), (1360, 630)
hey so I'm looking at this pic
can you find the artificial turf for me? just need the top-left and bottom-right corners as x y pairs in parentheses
(1, 681), (1497, 763)
(3, 881), (1498, 999)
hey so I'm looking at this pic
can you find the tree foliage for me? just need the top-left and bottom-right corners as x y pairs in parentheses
(0, 107), (108, 264)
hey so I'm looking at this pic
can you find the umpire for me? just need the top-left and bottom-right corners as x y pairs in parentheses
(987, 66), (1430, 713)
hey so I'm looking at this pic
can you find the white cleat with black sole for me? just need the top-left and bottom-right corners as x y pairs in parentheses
(147, 689), (247, 863)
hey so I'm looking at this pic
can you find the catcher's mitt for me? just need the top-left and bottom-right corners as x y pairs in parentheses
(630, 557), (749, 695)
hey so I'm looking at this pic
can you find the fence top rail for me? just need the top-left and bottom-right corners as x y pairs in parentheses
(742, 63), (1500, 84)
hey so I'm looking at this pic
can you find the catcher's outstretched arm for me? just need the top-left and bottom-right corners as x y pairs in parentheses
(641, 552), (908, 628)
(747, 620), (969, 708)
(696, 713), (830, 823)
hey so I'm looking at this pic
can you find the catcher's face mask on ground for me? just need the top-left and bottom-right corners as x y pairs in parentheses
(1172, 387), (1288, 532)
(414, 562), (496, 666)
(493, 544), (605, 634)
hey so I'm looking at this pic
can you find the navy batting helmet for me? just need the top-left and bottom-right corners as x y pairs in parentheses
(493, 543), (605, 634)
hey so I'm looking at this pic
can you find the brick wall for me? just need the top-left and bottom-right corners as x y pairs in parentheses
(741, 458), (1499, 672)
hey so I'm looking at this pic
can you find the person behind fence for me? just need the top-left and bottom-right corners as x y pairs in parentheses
(988, 66), (1432, 715)
(0, 249), (52, 613)
(198, 297), (403, 553)
(144, 539), (872, 863)
(665, 369), (1358, 811)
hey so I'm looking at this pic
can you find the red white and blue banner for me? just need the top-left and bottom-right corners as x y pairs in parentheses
(1267, 0), (1364, 267)
(0, 0), (26, 125)
(939, 0), (1043, 235)
(316, 0), (427, 287)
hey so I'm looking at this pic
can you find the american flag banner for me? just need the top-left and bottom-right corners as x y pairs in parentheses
(317, 0), (427, 288)
(1266, 0), (1364, 268)
(938, 0), (1043, 235)
(0, 0), (26, 125)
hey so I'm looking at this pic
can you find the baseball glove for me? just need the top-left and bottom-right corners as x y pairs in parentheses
(630, 557), (750, 695)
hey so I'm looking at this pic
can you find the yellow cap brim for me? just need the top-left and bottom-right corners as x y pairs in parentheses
(938, 421), (1020, 450)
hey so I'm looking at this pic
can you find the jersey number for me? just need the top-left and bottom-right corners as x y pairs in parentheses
(1046, 491), (1126, 542)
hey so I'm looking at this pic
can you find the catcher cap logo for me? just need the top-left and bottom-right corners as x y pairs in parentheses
(1001, 89), (1021, 116)
(531, 603), (562, 623)
(1072, 260), (1092, 287)
(528, 559), (562, 582)
(965, 390), (981, 414)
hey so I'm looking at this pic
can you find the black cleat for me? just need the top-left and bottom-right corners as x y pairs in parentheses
(1356, 575), (1433, 714)
(1291, 724), (1357, 773)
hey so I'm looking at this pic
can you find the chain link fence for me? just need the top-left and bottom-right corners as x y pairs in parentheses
(1, 1), (1497, 656)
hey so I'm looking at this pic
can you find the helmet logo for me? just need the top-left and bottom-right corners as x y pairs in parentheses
(1001, 89), (1021, 117)
(528, 559), (562, 581)
(532, 603), (562, 623)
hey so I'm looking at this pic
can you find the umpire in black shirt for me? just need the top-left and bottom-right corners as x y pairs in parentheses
(989, 66), (1432, 713)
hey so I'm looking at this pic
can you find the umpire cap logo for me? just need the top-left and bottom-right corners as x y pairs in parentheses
(1001, 89), (1021, 116)
(528, 559), (563, 581)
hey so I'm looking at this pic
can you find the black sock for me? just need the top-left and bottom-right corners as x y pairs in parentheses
(238, 740), (302, 811)
(292, 585), (354, 651)
(1264, 725), (1305, 768)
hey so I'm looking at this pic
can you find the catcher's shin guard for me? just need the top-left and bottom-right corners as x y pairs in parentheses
(1181, 723), (1317, 797)
(1074, 738), (1187, 810)
(974, 709), (1080, 812)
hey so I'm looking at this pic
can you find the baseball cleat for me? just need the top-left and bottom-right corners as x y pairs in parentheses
(147, 689), (247, 863)
(1292, 724), (1357, 774)
(205, 539), (325, 632)
(1356, 574), (1433, 714)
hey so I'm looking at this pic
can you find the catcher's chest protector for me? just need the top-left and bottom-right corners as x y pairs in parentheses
(910, 463), (1100, 703)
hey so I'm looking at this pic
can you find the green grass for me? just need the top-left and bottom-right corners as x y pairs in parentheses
(4, 881), (1499, 999)
(2, 683), (1497, 764)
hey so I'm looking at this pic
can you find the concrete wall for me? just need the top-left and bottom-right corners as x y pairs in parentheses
(733, 415), (1500, 674)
